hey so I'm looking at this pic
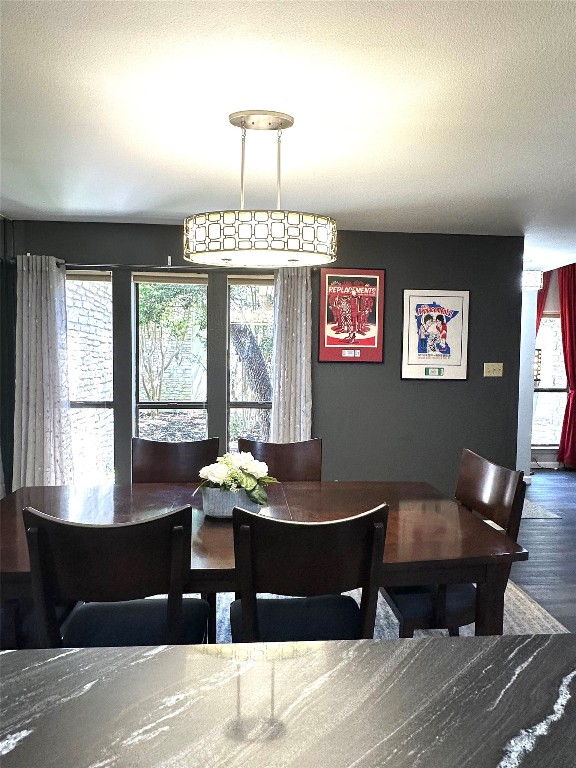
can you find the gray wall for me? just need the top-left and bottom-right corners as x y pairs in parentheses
(313, 231), (523, 494)
(11, 221), (524, 496)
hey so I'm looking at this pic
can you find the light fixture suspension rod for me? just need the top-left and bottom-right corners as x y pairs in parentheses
(240, 125), (246, 210)
(276, 129), (282, 210)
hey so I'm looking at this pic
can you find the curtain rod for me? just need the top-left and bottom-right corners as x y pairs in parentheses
(65, 263), (177, 270)
(3, 257), (307, 273)
(1, 254), (66, 267)
(63, 263), (283, 273)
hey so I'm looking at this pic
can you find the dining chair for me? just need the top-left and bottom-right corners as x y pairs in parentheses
(230, 503), (389, 642)
(132, 436), (220, 640)
(380, 449), (526, 637)
(131, 436), (220, 483)
(237, 438), (322, 481)
(23, 505), (209, 648)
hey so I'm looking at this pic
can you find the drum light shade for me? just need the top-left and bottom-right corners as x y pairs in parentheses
(184, 209), (337, 268)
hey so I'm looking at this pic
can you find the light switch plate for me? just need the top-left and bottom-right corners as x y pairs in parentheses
(484, 362), (504, 377)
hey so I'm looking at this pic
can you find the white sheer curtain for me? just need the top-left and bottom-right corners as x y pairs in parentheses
(270, 267), (313, 442)
(12, 254), (73, 489)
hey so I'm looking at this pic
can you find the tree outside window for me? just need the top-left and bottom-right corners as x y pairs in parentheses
(137, 278), (208, 441)
(136, 275), (274, 449)
(228, 281), (274, 450)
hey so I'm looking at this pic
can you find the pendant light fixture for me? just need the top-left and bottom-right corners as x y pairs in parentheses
(183, 110), (337, 268)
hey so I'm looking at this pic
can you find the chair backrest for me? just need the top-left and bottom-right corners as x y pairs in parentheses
(455, 449), (526, 541)
(237, 438), (322, 481)
(131, 437), (219, 483)
(233, 503), (388, 640)
(23, 505), (193, 647)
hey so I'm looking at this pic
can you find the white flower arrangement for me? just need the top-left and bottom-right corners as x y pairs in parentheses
(196, 452), (277, 506)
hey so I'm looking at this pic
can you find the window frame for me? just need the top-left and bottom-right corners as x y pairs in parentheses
(65, 270), (115, 481)
(134, 272), (209, 441)
(227, 275), (274, 450)
(66, 268), (275, 482)
(65, 270), (114, 415)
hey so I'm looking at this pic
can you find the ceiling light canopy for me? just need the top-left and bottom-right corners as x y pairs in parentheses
(183, 110), (337, 268)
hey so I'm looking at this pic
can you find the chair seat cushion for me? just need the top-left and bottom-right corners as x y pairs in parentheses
(386, 584), (477, 623)
(62, 597), (209, 647)
(230, 594), (362, 642)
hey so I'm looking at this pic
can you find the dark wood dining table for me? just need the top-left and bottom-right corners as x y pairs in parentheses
(0, 481), (528, 636)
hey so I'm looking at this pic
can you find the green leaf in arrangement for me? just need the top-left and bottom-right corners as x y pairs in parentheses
(240, 473), (258, 491)
(261, 475), (278, 484)
(246, 484), (268, 506)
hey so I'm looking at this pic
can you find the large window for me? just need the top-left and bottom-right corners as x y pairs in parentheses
(66, 270), (275, 481)
(66, 273), (114, 483)
(532, 316), (567, 446)
(228, 278), (275, 450)
(135, 275), (208, 441)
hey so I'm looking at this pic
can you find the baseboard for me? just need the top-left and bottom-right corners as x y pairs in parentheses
(530, 461), (561, 470)
(531, 447), (560, 471)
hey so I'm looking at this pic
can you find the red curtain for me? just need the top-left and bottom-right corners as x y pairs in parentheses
(536, 270), (552, 332)
(557, 263), (576, 467)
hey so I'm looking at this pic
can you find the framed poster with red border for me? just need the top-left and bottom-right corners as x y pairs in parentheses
(319, 268), (385, 362)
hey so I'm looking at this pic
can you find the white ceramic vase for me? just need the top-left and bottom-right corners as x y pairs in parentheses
(201, 487), (262, 518)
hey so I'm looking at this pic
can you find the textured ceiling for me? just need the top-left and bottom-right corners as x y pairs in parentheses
(1, 1), (575, 270)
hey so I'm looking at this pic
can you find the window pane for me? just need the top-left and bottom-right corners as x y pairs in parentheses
(70, 407), (114, 484)
(229, 407), (271, 451)
(137, 409), (208, 441)
(535, 318), (567, 389)
(66, 278), (113, 401)
(532, 392), (568, 445)
(229, 283), (274, 403)
(138, 282), (207, 402)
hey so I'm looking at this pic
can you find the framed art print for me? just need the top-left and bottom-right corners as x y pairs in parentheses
(319, 268), (385, 362)
(401, 289), (469, 379)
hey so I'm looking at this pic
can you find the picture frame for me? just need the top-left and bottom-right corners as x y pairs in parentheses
(319, 268), (385, 362)
(401, 289), (469, 379)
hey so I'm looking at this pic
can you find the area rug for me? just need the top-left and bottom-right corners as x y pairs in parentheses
(522, 499), (562, 519)
(212, 582), (569, 644)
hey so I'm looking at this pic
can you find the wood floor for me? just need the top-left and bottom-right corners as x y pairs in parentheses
(511, 468), (576, 632)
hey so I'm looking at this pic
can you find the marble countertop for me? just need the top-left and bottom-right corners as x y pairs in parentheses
(1, 635), (575, 767)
